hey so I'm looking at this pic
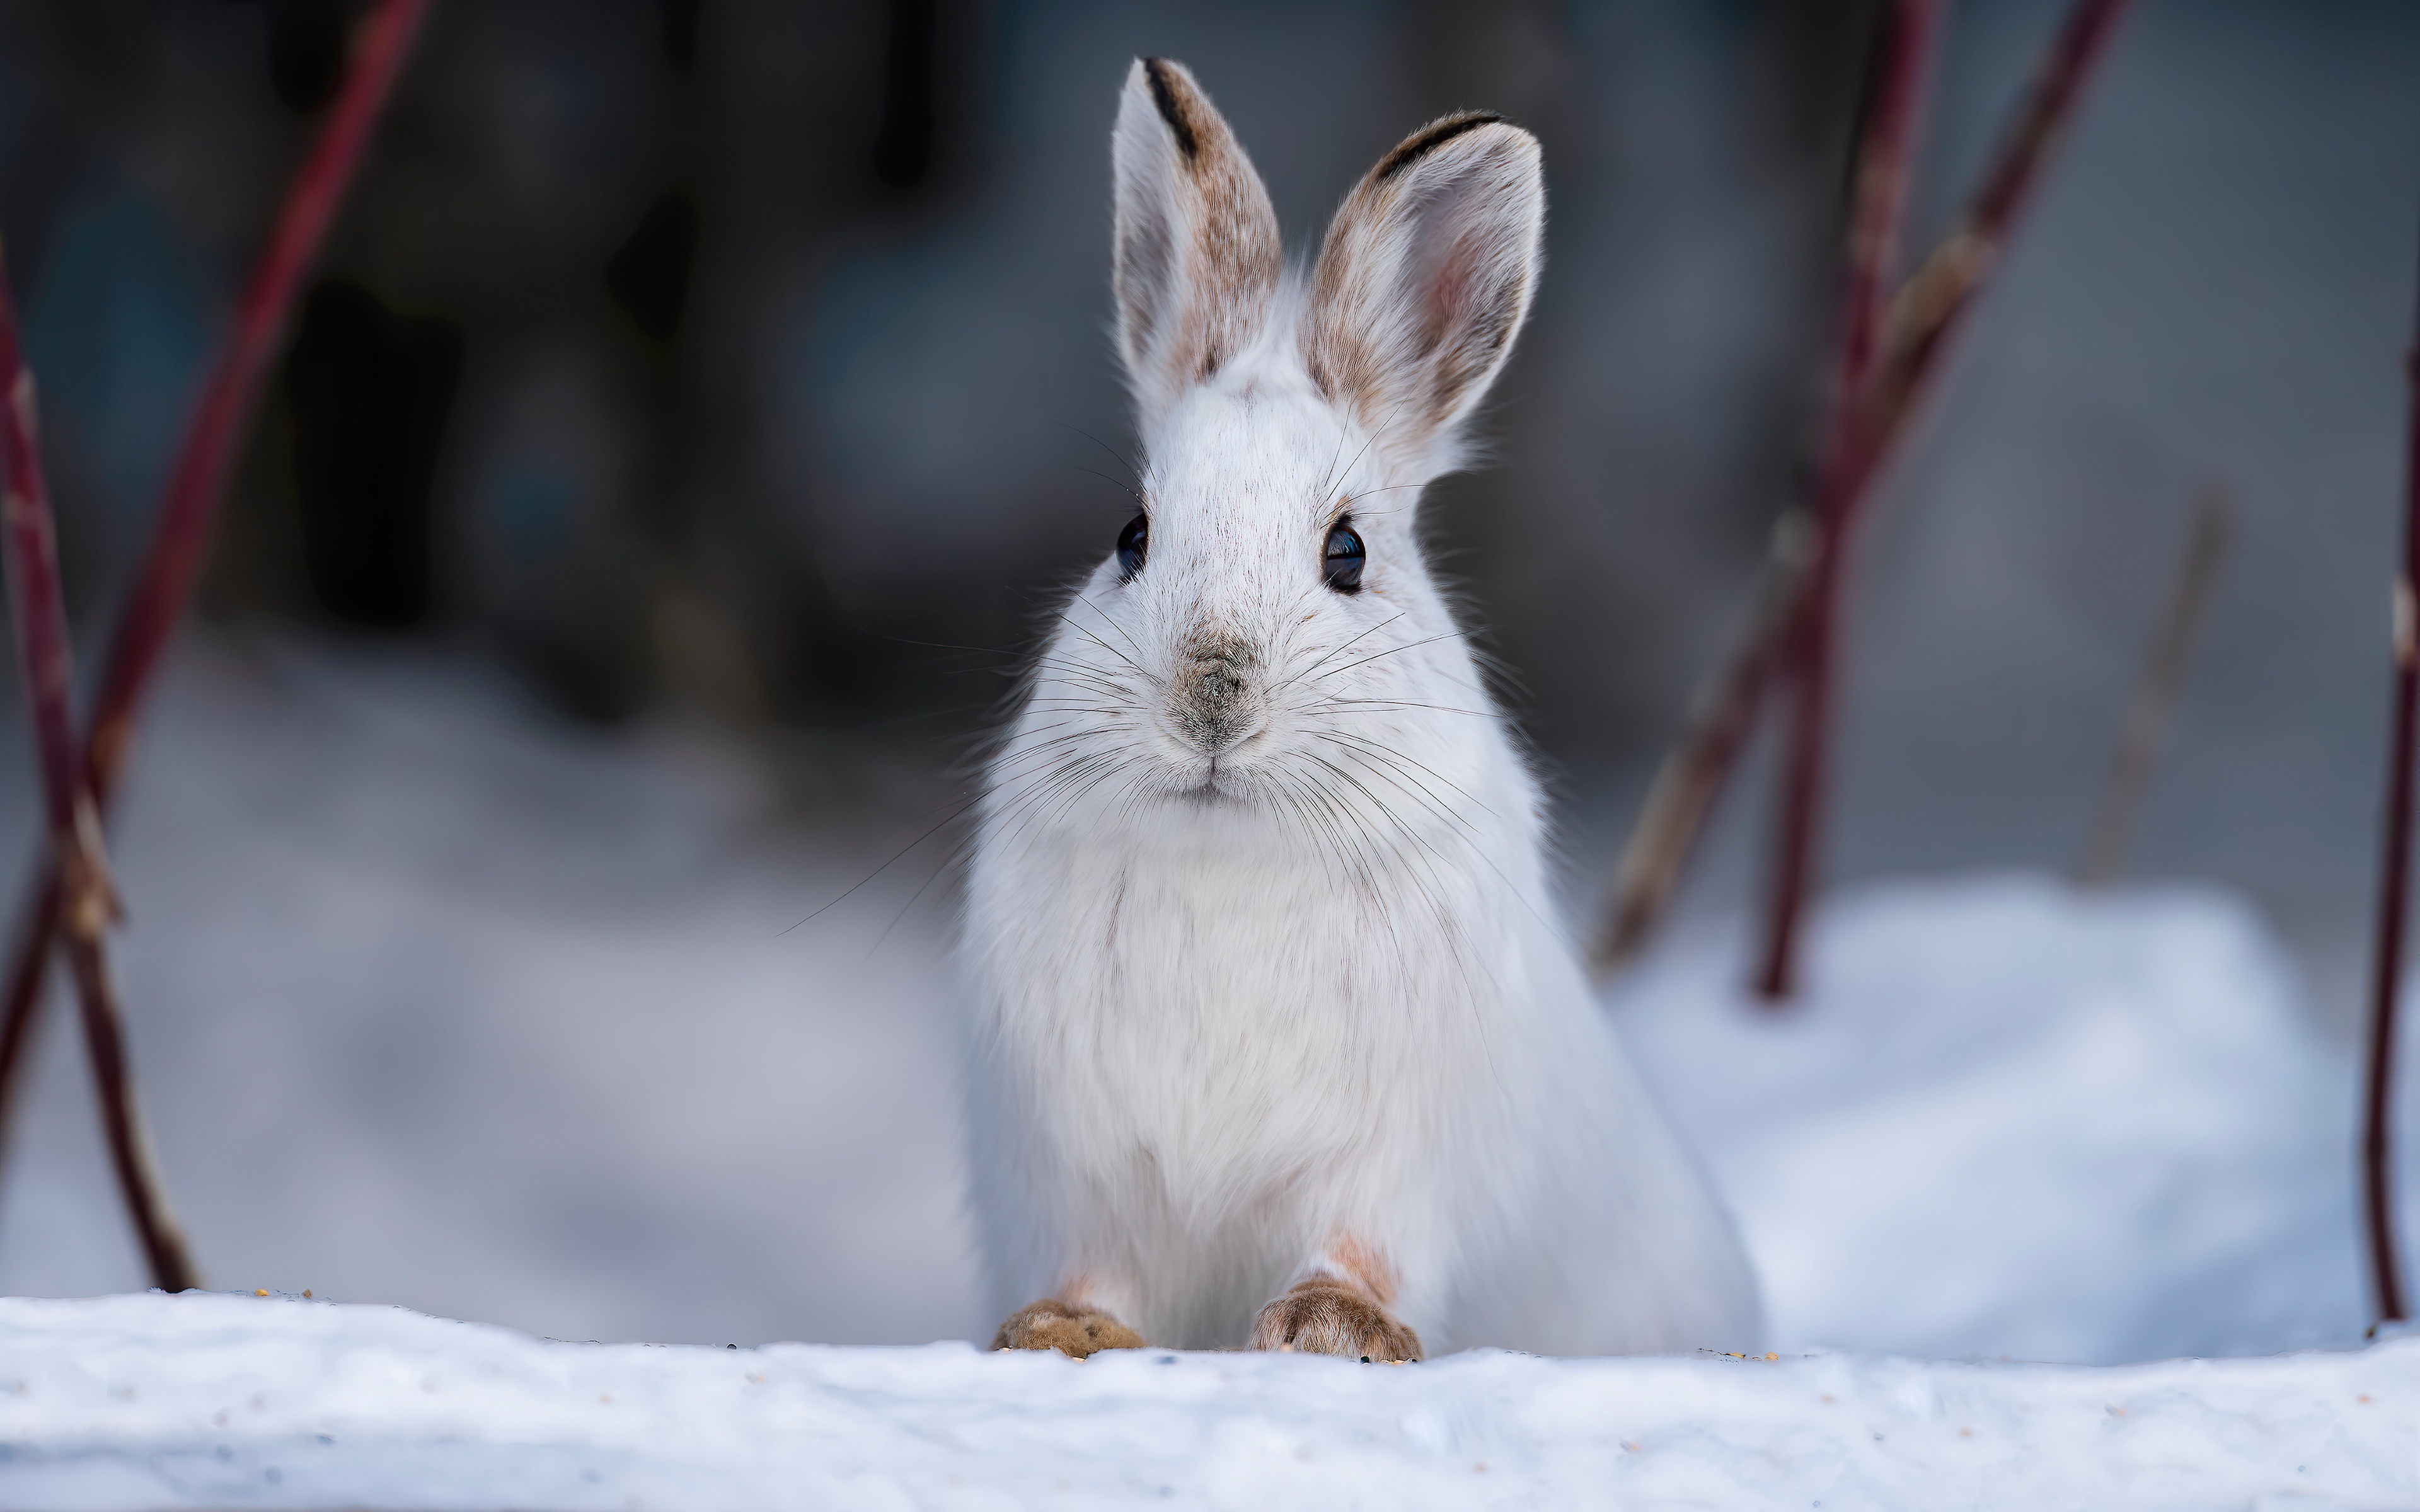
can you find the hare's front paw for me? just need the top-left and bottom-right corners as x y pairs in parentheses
(1249, 1278), (1422, 1362)
(991, 1298), (1145, 1358)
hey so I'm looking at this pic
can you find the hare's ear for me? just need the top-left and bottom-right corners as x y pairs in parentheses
(1112, 58), (1281, 431)
(1302, 113), (1544, 458)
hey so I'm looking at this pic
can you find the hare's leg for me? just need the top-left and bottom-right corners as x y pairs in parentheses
(991, 1276), (1146, 1358)
(1248, 1237), (1423, 1362)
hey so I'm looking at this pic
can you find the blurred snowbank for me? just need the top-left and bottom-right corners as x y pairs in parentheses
(3, 1291), (2415, 1511)
(0, 638), (989, 1348)
(1624, 875), (2375, 1364)
(0, 639), (2402, 1372)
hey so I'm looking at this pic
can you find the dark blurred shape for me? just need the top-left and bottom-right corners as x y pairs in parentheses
(655, 0), (699, 69)
(282, 280), (463, 629)
(266, 0), (349, 114)
(873, 0), (936, 188)
(606, 190), (698, 346)
(519, 614), (651, 725)
(1751, 0), (1884, 192)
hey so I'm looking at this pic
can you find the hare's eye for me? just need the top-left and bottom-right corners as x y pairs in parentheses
(1116, 513), (1148, 580)
(1323, 521), (1366, 593)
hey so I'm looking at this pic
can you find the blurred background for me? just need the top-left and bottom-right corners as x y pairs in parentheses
(0, 0), (2415, 1354)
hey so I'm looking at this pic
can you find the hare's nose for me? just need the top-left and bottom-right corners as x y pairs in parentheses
(1196, 657), (1245, 706)
(1177, 640), (1257, 753)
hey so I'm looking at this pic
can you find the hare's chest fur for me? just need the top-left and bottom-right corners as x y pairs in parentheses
(971, 815), (1515, 1206)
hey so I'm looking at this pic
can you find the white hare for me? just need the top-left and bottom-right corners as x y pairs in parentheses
(963, 57), (1760, 1361)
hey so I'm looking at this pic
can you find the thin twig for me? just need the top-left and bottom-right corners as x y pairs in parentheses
(1594, 0), (2136, 984)
(1755, 0), (1942, 1001)
(1862, 0), (2136, 461)
(0, 238), (195, 1290)
(0, 882), (59, 1166)
(1587, 512), (1811, 976)
(88, 0), (435, 802)
(2361, 324), (2420, 1331)
(2075, 487), (2231, 886)
(0, 0), (433, 1181)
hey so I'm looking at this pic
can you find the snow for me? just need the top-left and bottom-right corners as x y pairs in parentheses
(1620, 875), (2373, 1364)
(4, 641), (2416, 1504)
(5, 885), (2412, 1511)
(3, 1292), (2416, 1511)
(0, 639), (988, 1349)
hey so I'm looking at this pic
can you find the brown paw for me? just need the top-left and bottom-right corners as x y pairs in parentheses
(991, 1298), (1146, 1358)
(1248, 1278), (1423, 1362)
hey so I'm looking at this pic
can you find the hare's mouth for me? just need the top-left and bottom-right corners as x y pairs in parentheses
(1158, 714), (1276, 799)
(1160, 704), (1267, 769)
(1175, 760), (1238, 804)
(1158, 748), (1255, 807)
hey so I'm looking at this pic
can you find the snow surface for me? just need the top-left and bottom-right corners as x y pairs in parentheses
(4, 1292), (2416, 1511)
(3, 641), (2416, 1505)
(1618, 875), (2375, 1364)
(0, 640), (987, 1349)
(3, 639), (2400, 1366)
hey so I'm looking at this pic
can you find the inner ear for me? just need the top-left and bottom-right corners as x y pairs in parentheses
(1110, 59), (1281, 432)
(1302, 114), (1545, 455)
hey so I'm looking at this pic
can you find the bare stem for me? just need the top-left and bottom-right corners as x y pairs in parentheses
(1587, 513), (1811, 976)
(0, 0), (432, 1273)
(2076, 487), (2231, 886)
(1866, 0), (2136, 450)
(86, 0), (435, 804)
(1754, 0), (1942, 1002)
(2362, 330), (2420, 1331)
(0, 881), (60, 1175)
(0, 238), (193, 1290)
(1596, 0), (2136, 985)
(1753, 0), (2135, 1000)
(63, 927), (195, 1291)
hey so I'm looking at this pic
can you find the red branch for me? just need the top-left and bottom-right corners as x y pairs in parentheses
(1753, 0), (2135, 1000)
(2362, 321), (2420, 1329)
(0, 239), (195, 1290)
(1835, 1), (1938, 435)
(1753, 0), (1939, 1001)
(1586, 515), (1813, 976)
(0, 0), (434, 1266)
(89, 0), (434, 802)
(0, 266), (92, 859)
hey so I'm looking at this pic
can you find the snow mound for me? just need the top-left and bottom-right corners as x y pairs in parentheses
(1621, 874), (2370, 1363)
(2, 1292), (2414, 1511)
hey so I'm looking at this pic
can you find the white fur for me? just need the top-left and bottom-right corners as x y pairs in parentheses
(959, 60), (1761, 1356)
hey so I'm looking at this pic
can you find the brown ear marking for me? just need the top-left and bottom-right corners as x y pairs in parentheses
(1303, 110), (1540, 430)
(1114, 58), (1280, 415)
(1374, 111), (1507, 183)
(1142, 57), (1201, 163)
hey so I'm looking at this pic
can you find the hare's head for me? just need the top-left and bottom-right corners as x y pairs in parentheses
(1014, 59), (1543, 816)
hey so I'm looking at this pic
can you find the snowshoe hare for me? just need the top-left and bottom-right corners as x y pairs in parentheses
(966, 58), (1760, 1360)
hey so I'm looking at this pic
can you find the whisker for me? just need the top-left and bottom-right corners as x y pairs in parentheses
(1318, 697), (1504, 720)
(780, 787), (987, 936)
(1068, 464), (1146, 507)
(1056, 421), (1148, 487)
(1057, 609), (1161, 689)
(1275, 611), (1407, 694)
(1311, 630), (1463, 684)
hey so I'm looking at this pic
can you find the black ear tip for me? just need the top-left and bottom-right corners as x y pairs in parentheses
(1374, 112), (1522, 182)
(1138, 57), (1201, 161)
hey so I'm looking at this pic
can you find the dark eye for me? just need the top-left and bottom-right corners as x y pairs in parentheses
(1323, 520), (1366, 593)
(1117, 513), (1148, 580)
